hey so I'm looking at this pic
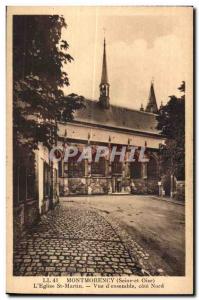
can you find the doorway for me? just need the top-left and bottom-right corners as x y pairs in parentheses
(112, 177), (123, 193)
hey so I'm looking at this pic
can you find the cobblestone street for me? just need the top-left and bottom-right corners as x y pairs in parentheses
(14, 195), (185, 276)
(14, 201), (144, 276)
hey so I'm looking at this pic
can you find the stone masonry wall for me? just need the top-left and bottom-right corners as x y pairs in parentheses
(68, 178), (87, 195)
(132, 179), (158, 195)
(88, 177), (109, 194)
(13, 200), (39, 243)
(67, 177), (109, 195)
(60, 177), (159, 196)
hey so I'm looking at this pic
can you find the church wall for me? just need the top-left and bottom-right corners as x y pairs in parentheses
(56, 138), (160, 196)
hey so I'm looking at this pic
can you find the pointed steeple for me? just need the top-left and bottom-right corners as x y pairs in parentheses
(101, 39), (109, 84)
(99, 38), (110, 109)
(145, 79), (158, 114)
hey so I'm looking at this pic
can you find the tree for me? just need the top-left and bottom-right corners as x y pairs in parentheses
(13, 15), (84, 157)
(13, 16), (85, 209)
(157, 82), (185, 180)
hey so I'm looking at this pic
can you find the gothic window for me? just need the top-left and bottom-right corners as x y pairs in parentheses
(147, 156), (158, 179)
(130, 160), (141, 179)
(112, 161), (122, 174)
(68, 157), (85, 178)
(111, 146), (123, 174)
(91, 157), (106, 176)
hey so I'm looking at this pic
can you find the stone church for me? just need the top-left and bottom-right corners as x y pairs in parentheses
(57, 39), (165, 196)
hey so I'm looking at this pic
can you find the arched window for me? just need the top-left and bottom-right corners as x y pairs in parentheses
(130, 160), (141, 179)
(68, 160), (85, 178)
(112, 161), (122, 174)
(111, 145), (123, 174)
(91, 157), (106, 176)
(147, 156), (158, 179)
(68, 151), (85, 178)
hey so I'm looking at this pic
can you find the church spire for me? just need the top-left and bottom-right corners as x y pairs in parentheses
(99, 38), (110, 109)
(101, 39), (109, 84)
(145, 79), (158, 114)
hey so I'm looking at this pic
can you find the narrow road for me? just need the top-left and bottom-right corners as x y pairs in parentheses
(14, 202), (143, 276)
(64, 195), (185, 276)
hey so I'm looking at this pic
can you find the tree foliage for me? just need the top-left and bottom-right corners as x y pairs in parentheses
(13, 15), (84, 157)
(157, 81), (185, 180)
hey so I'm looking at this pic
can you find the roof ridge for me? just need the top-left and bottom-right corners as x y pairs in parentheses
(82, 98), (158, 115)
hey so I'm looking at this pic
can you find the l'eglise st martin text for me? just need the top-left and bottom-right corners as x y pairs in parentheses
(34, 277), (164, 290)
(34, 277), (138, 289)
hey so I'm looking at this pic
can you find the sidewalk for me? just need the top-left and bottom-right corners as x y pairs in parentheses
(150, 195), (185, 206)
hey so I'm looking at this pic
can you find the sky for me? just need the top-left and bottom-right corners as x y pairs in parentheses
(61, 7), (192, 110)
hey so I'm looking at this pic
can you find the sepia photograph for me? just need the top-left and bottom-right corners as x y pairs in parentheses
(6, 6), (193, 295)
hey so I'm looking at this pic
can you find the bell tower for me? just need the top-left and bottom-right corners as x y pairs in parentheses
(99, 38), (110, 109)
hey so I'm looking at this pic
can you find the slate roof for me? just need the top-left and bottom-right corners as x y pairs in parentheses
(73, 99), (160, 136)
